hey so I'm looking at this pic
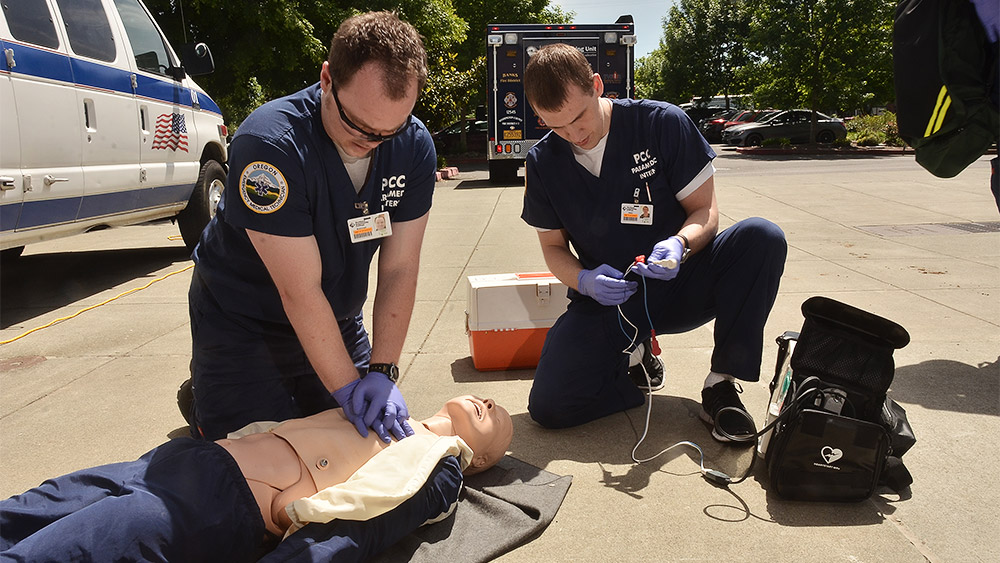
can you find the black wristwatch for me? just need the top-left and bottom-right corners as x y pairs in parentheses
(366, 362), (399, 383)
(675, 233), (691, 264)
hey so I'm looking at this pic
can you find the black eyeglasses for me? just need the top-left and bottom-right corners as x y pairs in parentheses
(331, 84), (411, 143)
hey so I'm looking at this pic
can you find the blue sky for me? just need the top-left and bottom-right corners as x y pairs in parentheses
(548, 0), (678, 59)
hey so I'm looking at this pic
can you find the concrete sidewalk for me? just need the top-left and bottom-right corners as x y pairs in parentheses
(1, 151), (997, 562)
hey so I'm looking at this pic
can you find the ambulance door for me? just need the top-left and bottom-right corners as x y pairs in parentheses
(58, 0), (141, 221)
(3, 0), (85, 233)
(112, 0), (198, 211)
(0, 31), (23, 237)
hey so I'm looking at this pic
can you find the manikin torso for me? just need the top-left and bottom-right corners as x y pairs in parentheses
(216, 410), (435, 536)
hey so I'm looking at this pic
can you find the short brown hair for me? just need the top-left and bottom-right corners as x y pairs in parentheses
(524, 43), (595, 112)
(327, 11), (428, 100)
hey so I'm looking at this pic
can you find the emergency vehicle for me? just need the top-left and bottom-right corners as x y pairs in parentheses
(1, 0), (228, 257)
(484, 16), (636, 183)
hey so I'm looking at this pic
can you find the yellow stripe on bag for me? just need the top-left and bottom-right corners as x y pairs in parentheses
(924, 85), (951, 137)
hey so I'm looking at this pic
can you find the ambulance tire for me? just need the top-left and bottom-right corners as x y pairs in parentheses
(488, 159), (520, 185)
(0, 245), (24, 263)
(178, 160), (226, 251)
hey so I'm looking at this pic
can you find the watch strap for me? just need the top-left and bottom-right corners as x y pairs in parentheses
(366, 362), (399, 383)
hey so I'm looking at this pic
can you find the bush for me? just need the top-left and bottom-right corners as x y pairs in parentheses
(832, 138), (853, 148)
(846, 112), (903, 146)
(761, 137), (791, 147)
(437, 154), (447, 169)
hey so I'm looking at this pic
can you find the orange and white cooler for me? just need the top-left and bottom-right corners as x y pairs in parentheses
(465, 272), (570, 371)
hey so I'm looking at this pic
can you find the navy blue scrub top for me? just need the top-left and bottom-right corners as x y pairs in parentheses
(194, 83), (436, 323)
(522, 99), (715, 274)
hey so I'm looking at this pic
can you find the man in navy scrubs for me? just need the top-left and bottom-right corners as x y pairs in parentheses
(521, 44), (787, 442)
(186, 12), (436, 442)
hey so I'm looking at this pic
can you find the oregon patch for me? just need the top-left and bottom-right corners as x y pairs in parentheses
(240, 161), (288, 214)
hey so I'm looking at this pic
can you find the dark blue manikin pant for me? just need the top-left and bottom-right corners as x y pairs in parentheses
(1, 440), (465, 563)
(528, 217), (787, 428)
(0, 439), (268, 563)
(188, 270), (372, 440)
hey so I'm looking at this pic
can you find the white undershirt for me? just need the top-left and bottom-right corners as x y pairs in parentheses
(571, 132), (609, 178)
(334, 143), (372, 194)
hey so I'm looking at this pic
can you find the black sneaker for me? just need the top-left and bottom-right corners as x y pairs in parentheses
(177, 378), (195, 426)
(628, 340), (665, 391)
(700, 380), (755, 445)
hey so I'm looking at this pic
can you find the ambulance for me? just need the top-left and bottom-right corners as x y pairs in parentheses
(484, 15), (636, 183)
(0, 0), (228, 257)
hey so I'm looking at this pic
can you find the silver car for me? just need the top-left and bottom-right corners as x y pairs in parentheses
(722, 110), (847, 146)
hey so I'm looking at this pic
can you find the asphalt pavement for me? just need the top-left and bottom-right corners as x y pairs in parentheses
(1, 149), (998, 562)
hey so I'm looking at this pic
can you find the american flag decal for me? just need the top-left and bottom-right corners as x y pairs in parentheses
(152, 113), (189, 151)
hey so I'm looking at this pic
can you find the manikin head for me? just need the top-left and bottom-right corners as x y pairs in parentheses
(320, 11), (428, 157)
(422, 395), (513, 475)
(524, 43), (608, 150)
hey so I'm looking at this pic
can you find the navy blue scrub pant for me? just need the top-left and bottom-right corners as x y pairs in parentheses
(528, 217), (787, 428)
(188, 270), (372, 440)
(1, 440), (465, 563)
(0, 439), (270, 562)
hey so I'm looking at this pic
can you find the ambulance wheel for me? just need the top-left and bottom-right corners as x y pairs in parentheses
(488, 160), (520, 185)
(1, 246), (24, 264)
(178, 160), (226, 251)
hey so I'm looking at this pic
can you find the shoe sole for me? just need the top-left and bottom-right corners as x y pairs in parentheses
(699, 409), (754, 445)
(636, 381), (665, 392)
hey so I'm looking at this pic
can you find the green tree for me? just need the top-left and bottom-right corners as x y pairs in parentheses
(748, 0), (895, 117)
(637, 0), (752, 105)
(146, 0), (467, 128)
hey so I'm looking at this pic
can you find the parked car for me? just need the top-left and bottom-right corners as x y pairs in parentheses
(723, 109), (779, 129)
(722, 110), (847, 146)
(432, 119), (488, 154)
(698, 110), (742, 143)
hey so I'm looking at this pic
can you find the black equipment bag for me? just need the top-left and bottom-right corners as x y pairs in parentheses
(893, 0), (999, 178)
(765, 297), (913, 501)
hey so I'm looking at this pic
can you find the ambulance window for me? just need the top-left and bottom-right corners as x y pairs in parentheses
(55, 0), (115, 62)
(3, 0), (59, 49)
(113, 0), (172, 77)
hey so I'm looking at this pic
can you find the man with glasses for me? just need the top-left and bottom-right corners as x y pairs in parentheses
(184, 12), (435, 444)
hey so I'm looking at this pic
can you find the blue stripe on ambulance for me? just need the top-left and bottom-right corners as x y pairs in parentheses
(1, 39), (222, 115)
(3, 183), (193, 232)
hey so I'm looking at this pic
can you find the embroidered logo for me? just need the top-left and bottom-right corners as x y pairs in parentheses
(240, 161), (287, 214)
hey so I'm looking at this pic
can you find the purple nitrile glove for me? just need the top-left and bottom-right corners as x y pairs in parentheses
(370, 384), (414, 442)
(633, 236), (684, 281)
(331, 379), (368, 437)
(577, 264), (638, 306)
(352, 372), (411, 443)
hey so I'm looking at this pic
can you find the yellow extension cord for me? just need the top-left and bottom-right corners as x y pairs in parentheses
(0, 262), (194, 346)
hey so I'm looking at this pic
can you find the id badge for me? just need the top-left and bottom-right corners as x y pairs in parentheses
(348, 211), (392, 243)
(621, 203), (653, 225)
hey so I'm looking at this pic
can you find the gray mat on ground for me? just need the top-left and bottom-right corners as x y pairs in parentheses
(373, 456), (572, 562)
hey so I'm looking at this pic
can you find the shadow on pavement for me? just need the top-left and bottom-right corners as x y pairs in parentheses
(0, 246), (191, 328)
(449, 357), (535, 383)
(889, 357), (999, 416)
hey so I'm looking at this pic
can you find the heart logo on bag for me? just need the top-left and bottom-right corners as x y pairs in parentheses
(821, 446), (843, 464)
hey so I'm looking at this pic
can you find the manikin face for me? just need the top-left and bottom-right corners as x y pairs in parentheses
(533, 74), (607, 150)
(319, 61), (417, 158)
(435, 395), (513, 473)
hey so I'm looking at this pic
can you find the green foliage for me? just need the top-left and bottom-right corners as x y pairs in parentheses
(146, 0), (569, 136)
(747, 0), (895, 115)
(637, 0), (897, 118)
(761, 137), (791, 147)
(846, 112), (903, 146)
(832, 137), (853, 148)
(638, 0), (753, 104)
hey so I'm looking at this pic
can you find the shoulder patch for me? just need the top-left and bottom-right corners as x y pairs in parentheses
(240, 161), (288, 214)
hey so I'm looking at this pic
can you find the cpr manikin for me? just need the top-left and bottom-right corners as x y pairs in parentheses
(1, 396), (512, 562)
(218, 395), (513, 536)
